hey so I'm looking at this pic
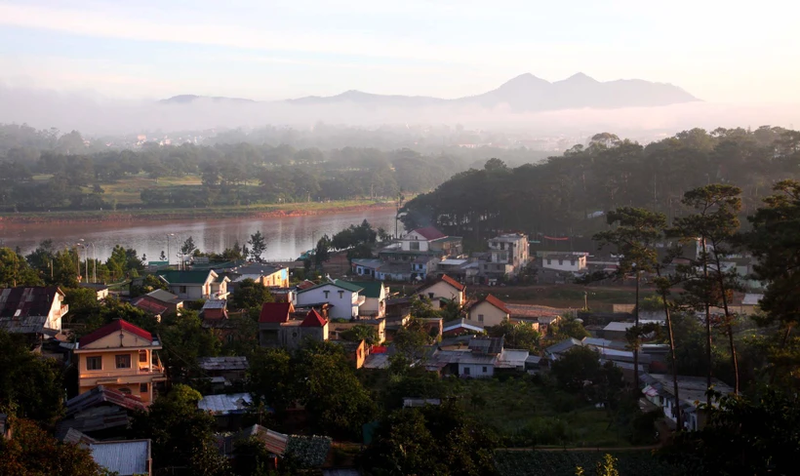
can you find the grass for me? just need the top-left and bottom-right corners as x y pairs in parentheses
(450, 377), (631, 448)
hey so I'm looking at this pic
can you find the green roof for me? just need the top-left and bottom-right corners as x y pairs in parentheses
(157, 270), (212, 284)
(345, 281), (384, 298)
(297, 279), (364, 294)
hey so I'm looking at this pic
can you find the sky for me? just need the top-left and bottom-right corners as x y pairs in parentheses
(0, 0), (799, 103)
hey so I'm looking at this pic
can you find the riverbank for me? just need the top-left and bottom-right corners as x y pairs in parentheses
(0, 200), (395, 225)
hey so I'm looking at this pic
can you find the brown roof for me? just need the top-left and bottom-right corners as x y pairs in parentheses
(506, 303), (565, 319)
(296, 280), (317, 291)
(300, 310), (327, 327)
(412, 226), (447, 240)
(471, 294), (510, 314)
(259, 302), (294, 323)
(131, 296), (168, 315)
(0, 286), (64, 333)
(79, 319), (153, 347)
(440, 274), (466, 291)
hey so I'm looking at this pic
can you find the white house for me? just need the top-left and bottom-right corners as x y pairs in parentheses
(486, 233), (529, 277)
(542, 253), (588, 273)
(399, 227), (447, 252)
(295, 279), (365, 320)
(415, 275), (466, 305)
(157, 270), (229, 300)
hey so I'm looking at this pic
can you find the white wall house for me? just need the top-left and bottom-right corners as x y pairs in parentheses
(542, 253), (588, 273)
(346, 281), (388, 318)
(157, 270), (228, 300)
(295, 280), (365, 320)
(487, 233), (529, 276)
(416, 275), (466, 305)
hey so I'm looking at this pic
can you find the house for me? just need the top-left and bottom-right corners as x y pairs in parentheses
(640, 373), (734, 431)
(351, 259), (384, 278)
(415, 275), (466, 306)
(603, 320), (662, 342)
(442, 318), (485, 336)
(198, 393), (252, 429)
(89, 439), (152, 476)
(344, 281), (388, 317)
(56, 386), (147, 439)
(333, 339), (369, 369)
(542, 253), (588, 273)
(201, 299), (228, 320)
(74, 319), (166, 404)
(79, 283), (110, 300)
(374, 227), (463, 282)
(131, 289), (184, 317)
(398, 227), (462, 255)
(197, 356), (248, 389)
(296, 279), (365, 320)
(0, 286), (68, 339)
(466, 294), (510, 328)
(485, 233), (529, 277)
(156, 270), (229, 300)
(506, 303), (566, 333)
(544, 338), (583, 361)
(225, 263), (290, 293)
(259, 303), (330, 350)
(426, 336), (504, 378)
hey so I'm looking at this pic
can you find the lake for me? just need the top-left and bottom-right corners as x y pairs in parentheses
(0, 208), (398, 263)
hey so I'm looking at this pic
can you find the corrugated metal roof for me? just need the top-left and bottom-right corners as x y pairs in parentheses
(546, 338), (583, 355)
(90, 440), (150, 476)
(0, 286), (64, 333)
(198, 393), (252, 414)
(197, 356), (248, 371)
(145, 289), (182, 303)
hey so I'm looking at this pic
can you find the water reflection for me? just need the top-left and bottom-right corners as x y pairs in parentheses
(0, 208), (397, 262)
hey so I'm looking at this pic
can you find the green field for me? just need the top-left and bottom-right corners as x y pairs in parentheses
(451, 377), (631, 448)
(95, 174), (206, 204)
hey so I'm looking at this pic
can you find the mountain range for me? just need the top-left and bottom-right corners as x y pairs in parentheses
(160, 73), (699, 112)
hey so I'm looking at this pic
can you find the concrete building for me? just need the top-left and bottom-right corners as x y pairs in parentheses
(296, 280), (365, 320)
(541, 253), (588, 273)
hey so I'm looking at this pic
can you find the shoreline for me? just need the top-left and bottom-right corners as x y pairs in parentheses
(0, 201), (396, 226)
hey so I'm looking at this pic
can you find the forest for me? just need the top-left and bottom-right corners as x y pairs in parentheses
(0, 123), (549, 212)
(400, 126), (800, 240)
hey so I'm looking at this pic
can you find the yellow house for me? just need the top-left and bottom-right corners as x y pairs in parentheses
(466, 294), (511, 328)
(75, 319), (166, 405)
(415, 275), (466, 306)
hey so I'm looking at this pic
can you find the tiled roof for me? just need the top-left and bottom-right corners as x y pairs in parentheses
(343, 281), (384, 298)
(296, 280), (317, 290)
(156, 270), (213, 284)
(412, 226), (447, 240)
(131, 296), (168, 315)
(417, 274), (465, 293)
(79, 319), (153, 347)
(506, 303), (565, 319)
(259, 302), (293, 323)
(470, 294), (510, 314)
(300, 310), (327, 328)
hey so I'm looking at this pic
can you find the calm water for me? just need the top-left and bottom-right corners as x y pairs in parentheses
(0, 208), (397, 263)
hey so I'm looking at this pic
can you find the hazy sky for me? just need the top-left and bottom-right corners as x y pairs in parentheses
(0, 0), (798, 102)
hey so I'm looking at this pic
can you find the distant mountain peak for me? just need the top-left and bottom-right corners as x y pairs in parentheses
(160, 72), (699, 111)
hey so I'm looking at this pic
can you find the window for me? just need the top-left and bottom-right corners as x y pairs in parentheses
(323, 290), (330, 298)
(86, 356), (102, 370)
(428, 292), (434, 299)
(138, 350), (148, 363)
(338, 290), (344, 299)
(463, 367), (470, 375)
(558, 259), (563, 265)
(115, 354), (131, 369)
(482, 366), (488, 373)
(139, 383), (148, 393)
(478, 314), (484, 323)
(546, 259), (552, 265)
(179, 286), (187, 294)
(410, 241), (420, 250)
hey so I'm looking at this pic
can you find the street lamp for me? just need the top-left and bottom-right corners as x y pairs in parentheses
(77, 240), (88, 283)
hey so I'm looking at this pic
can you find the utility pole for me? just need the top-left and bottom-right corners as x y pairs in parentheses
(167, 233), (174, 268)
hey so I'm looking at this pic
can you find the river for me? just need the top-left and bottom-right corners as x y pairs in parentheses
(0, 208), (398, 263)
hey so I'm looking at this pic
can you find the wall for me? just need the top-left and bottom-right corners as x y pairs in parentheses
(458, 363), (494, 378)
(77, 348), (157, 403)
(417, 281), (463, 305)
(297, 284), (360, 319)
(467, 301), (509, 328)
(168, 283), (205, 300)
(542, 256), (586, 272)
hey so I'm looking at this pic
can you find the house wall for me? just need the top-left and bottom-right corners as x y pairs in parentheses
(296, 284), (361, 320)
(400, 231), (432, 251)
(263, 269), (289, 288)
(417, 281), (464, 305)
(458, 363), (494, 378)
(542, 256), (587, 272)
(46, 292), (68, 331)
(167, 284), (205, 300)
(77, 348), (159, 403)
(467, 301), (509, 328)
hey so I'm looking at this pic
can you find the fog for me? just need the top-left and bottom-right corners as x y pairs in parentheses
(1, 84), (799, 138)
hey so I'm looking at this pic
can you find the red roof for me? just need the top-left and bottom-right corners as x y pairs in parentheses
(259, 302), (293, 323)
(131, 296), (168, 315)
(79, 319), (153, 347)
(412, 226), (447, 241)
(440, 274), (466, 292)
(476, 294), (511, 314)
(296, 280), (317, 291)
(300, 309), (327, 327)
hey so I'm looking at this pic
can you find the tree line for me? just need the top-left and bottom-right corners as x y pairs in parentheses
(400, 126), (800, 240)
